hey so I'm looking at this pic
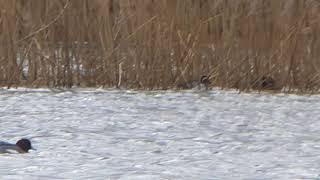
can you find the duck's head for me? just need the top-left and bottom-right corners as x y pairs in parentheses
(200, 75), (210, 85)
(16, 139), (34, 153)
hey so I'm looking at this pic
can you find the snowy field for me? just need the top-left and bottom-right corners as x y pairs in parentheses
(0, 88), (320, 179)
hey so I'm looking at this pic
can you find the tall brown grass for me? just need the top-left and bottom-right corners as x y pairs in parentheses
(0, 0), (320, 93)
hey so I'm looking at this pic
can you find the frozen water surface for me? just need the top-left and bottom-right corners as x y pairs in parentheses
(0, 88), (320, 179)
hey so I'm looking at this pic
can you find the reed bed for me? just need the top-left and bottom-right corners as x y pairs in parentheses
(0, 0), (320, 93)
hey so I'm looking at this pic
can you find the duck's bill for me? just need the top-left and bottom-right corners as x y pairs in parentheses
(31, 146), (36, 151)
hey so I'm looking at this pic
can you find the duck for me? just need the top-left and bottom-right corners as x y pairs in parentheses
(177, 75), (211, 90)
(0, 139), (35, 153)
(252, 76), (277, 90)
(260, 76), (276, 89)
(199, 75), (210, 90)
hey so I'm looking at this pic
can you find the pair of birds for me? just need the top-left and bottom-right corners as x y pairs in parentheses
(0, 139), (34, 153)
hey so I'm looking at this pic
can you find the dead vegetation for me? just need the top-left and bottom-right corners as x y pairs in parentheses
(0, 0), (320, 93)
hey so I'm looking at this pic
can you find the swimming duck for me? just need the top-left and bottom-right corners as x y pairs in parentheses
(177, 75), (211, 90)
(0, 139), (34, 153)
(199, 75), (210, 90)
(252, 76), (277, 90)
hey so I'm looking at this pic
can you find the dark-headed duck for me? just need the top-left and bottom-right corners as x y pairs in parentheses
(177, 75), (211, 90)
(0, 139), (35, 153)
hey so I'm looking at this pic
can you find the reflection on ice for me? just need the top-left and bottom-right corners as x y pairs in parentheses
(0, 88), (320, 179)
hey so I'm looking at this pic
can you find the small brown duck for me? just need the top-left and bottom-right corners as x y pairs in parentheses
(252, 76), (276, 90)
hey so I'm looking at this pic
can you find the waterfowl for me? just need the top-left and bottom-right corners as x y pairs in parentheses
(199, 75), (210, 90)
(252, 76), (276, 90)
(177, 75), (211, 90)
(0, 139), (34, 153)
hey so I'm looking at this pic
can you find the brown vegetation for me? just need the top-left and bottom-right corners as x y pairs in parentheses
(0, 0), (320, 93)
